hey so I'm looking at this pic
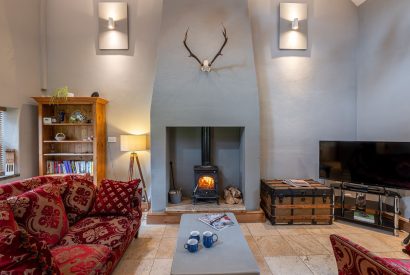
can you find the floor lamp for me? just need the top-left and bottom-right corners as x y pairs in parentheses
(120, 134), (149, 205)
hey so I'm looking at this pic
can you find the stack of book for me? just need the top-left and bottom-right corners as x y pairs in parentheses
(46, 160), (93, 175)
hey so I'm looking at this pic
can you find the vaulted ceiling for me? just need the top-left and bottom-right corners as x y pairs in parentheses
(351, 0), (368, 6)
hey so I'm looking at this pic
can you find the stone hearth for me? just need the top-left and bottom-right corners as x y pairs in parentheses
(166, 198), (245, 213)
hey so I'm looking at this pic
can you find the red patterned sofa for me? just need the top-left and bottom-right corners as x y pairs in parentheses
(0, 175), (142, 274)
(330, 234), (410, 275)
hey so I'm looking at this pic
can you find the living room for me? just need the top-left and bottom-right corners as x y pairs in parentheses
(1, 0), (410, 274)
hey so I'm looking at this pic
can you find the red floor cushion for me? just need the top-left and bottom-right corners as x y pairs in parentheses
(59, 216), (133, 249)
(0, 200), (18, 234)
(7, 184), (69, 247)
(90, 179), (140, 217)
(51, 244), (111, 275)
(62, 177), (96, 225)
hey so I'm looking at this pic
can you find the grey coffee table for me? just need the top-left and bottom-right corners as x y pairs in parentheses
(171, 213), (260, 275)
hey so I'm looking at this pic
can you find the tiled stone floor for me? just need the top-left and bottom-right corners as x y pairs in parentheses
(113, 214), (409, 275)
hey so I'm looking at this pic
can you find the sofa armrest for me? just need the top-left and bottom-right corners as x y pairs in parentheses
(330, 234), (410, 275)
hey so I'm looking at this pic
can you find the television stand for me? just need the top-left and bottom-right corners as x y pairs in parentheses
(330, 182), (400, 236)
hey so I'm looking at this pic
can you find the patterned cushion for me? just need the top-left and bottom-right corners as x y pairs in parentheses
(0, 229), (60, 274)
(62, 177), (96, 225)
(59, 216), (133, 249)
(51, 244), (111, 275)
(59, 214), (140, 273)
(90, 179), (140, 217)
(0, 176), (66, 199)
(0, 200), (18, 235)
(8, 184), (69, 247)
(330, 234), (410, 275)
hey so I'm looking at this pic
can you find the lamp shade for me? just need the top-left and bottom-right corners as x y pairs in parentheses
(120, 134), (147, 152)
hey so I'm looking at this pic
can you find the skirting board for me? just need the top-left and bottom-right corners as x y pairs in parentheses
(146, 210), (266, 224)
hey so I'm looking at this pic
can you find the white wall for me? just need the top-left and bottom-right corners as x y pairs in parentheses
(357, 0), (410, 216)
(250, 0), (359, 179)
(46, 0), (163, 185)
(46, 0), (359, 193)
(0, 0), (41, 182)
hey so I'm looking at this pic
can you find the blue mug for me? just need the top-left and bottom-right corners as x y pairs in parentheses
(189, 230), (200, 242)
(184, 238), (199, 253)
(203, 231), (218, 248)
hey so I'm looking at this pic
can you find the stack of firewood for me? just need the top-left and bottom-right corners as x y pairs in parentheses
(224, 186), (243, 205)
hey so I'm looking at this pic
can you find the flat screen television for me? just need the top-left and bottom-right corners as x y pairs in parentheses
(319, 141), (410, 190)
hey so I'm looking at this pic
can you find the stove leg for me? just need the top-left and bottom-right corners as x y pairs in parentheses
(217, 198), (220, 205)
(193, 197), (196, 205)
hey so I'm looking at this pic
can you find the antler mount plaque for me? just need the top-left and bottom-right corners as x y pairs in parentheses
(183, 26), (228, 72)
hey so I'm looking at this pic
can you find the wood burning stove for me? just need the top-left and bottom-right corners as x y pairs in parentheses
(193, 127), (219, 204)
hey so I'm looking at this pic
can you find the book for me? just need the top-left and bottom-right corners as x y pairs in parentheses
(353, 211), (375, 224)
(198, 213), (235, 231)
(282, 179), (311, 187)
(45, 160), (93, 175)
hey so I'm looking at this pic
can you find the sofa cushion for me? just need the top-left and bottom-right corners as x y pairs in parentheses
(0, 200), (18, 235)
(59, 215), (133, 249)
(59, 214), (140, 274)
(0, 176), (66, 199)
(0, 229), (60, 274)
(90, 179), (140, 217)
(51, 244), (111, 275)
(8, 184), (69, 247)
(62, 177), (96, 225)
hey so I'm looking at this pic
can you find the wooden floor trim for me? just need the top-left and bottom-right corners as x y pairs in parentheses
(146, 209), (266, 224)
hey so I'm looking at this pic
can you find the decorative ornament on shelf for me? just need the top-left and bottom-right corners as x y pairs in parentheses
(69, 111), (86, 123)
(183, 25), (228, 72)
(50, 86), (74, 105)
(55, 132), (66, 141)
(5, 150), (16, 176)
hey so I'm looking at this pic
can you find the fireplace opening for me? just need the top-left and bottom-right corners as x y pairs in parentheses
(193, 127), (219, 204)
(198, 176), (215, 190)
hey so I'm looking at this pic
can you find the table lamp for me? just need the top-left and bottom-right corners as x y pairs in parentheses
(120, 134), (149, 203)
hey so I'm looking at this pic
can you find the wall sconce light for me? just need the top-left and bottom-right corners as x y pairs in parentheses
(279, 3), (308, 50)
(98, 2), (128, 50)
(291, 18), (299, 30)
(107, 17), (115, 30)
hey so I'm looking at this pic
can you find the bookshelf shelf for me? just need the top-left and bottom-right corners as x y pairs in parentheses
(43, 140), (93, 143)
(33, 97), (108, 185)
(43, 153), (94, 156)
(43, 123), (93, 126)
(47, 173), (88, 177)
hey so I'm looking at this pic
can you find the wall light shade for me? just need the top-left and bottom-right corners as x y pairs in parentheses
(108, 17), (115, 30)
(98, 2), (128, 50)
(279, 3), (308, 50)
(291, 18), (299, 30)
(120, 134), (147, 152)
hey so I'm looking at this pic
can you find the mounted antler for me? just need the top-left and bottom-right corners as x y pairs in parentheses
(183, 26), (228, 72)
(209, 26), (228, 67)
(183, 28), (203, 67)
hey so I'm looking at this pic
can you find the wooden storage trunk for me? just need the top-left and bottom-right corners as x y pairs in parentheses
(260, 179), (334, 225)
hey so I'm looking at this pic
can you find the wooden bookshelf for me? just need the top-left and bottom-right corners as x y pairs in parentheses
(33, 97), (108, 185)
